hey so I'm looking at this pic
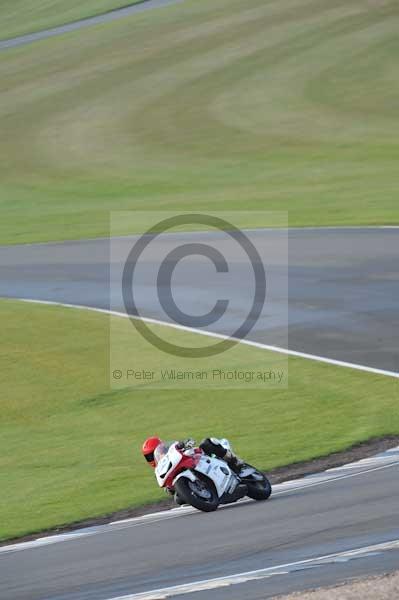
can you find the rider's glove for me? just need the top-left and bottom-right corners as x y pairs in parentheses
(176, 438), (195, 450)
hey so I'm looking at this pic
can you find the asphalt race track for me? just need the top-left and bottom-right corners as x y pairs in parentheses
(1, 227), (399, 596)
(0, 228), (398, 372)
(1, 449), (399, 600)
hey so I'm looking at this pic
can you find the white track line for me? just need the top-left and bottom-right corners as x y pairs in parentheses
(2, 224), (398, 248)
(1, 449), (397, 555)
(102, 539), (399, 599)
(17, 298), (399, 379)
(272, 461), (399, 496)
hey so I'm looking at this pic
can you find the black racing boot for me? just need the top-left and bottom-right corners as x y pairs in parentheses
(224, 450), (244, 473)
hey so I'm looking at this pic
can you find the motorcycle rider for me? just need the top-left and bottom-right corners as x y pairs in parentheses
(142, 436), (244, 472)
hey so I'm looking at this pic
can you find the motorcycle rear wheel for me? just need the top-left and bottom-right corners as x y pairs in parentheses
(246, 475), (272, 501)
(175, 476), (219, 512)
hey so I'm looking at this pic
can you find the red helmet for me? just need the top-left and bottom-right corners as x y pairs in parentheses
(142, 436), (162, 467)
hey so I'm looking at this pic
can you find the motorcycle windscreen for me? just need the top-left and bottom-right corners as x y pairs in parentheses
(153, 442), (172, 466)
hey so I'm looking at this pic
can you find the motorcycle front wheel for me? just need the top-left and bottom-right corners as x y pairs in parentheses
(175, 476), (219, 512)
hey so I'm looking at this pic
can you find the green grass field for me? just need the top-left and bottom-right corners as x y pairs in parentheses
(0, 0), (142, 41)
(0, 299), (398, 541)
(1, 0), (398, 544)
(0, 0), (398, 244)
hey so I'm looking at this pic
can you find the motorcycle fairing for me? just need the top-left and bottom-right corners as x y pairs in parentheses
(192, 455), (237, 497)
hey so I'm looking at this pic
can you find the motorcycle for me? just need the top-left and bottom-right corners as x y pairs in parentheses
(154, 439), (272, 512)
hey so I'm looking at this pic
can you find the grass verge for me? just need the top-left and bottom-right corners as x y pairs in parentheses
(0, 0), (398, 244)
(0, 0), (142, 41)
(0, 299), (398, 541)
